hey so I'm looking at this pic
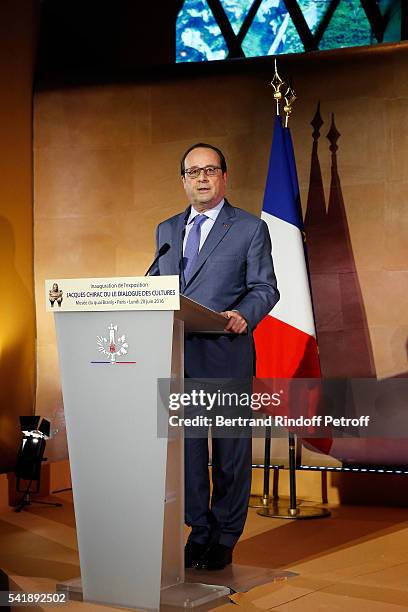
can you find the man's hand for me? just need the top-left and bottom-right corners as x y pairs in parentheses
(221, 310), (248, 334)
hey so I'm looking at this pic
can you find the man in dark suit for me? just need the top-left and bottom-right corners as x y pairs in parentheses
(151, 143), (279, 570)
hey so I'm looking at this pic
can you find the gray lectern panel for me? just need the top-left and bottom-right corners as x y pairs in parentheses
(55, 310), (173, 611)
(161, 320), (184, 592)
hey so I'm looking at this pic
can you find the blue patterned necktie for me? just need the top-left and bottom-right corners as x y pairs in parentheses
(183, 214), (207, 282)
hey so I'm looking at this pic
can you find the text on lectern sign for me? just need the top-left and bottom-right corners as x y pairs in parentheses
(45, 276), (180, 312)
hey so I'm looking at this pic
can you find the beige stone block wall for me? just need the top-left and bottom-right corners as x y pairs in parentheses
(34, 43), (408, 462)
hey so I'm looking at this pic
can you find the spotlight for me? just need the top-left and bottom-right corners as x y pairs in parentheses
(14, 416), (61, 512)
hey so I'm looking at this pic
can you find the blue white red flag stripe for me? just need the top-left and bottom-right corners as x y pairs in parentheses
(255, 115), (318, 376)
(254, 115), (331, 454)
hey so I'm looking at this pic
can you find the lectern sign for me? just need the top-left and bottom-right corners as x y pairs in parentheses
(45, 276), (180, 312)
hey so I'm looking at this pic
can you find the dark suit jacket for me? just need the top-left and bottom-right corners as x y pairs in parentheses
(151, 200), (279, 378)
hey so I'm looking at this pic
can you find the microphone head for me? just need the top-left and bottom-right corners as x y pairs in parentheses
(158, 243), (170, 256)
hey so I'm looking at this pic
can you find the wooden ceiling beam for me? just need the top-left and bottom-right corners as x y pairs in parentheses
(313, 0), (341, 48)
(402, 0), (408, 40)
(236, 0), (263, 45)
(283, 0), (317, 51)
(360, 0), (386, 42)
(207, 0), (245, 58)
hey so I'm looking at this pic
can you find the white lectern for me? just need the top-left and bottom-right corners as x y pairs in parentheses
(53, 285), (230, 611)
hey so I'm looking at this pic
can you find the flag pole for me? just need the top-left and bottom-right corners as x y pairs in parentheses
(256, 65), (330, 520)
(258, 431), (330, 519)
(271, 58), (284, 117)
(249, 60), (286, 511)
(249, 426), (284, 509)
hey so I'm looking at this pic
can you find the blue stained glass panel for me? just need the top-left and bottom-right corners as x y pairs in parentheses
(377, 0), (395, 16)
(319, 0), (372, 50)
(219, 0), (252, 35)
(242, 0), (304, 57)
(297, 0), (331, 33)
(176, 0), (228, 62)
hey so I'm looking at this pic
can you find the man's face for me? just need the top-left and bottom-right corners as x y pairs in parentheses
(182, 147), (227, 212)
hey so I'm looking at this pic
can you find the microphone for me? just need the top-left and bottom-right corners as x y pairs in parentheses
(145, 243), (170, 276)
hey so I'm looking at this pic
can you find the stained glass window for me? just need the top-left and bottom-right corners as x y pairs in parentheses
(177, 0), (228, 62)
(319, 0), (372, 50)
(242, 0), (304, 57)
(176, 0), (402, 62)
(297, 0), (330, 34)
(219, 0), (253, 34)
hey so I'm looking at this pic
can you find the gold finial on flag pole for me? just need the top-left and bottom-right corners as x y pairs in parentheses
(283, 84), (297, 127)
(270, 58), (285, 116)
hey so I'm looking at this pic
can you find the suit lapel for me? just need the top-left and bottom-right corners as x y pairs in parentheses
(184, 200), (236, 289)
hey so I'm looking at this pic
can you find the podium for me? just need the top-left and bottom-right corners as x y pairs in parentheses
(53, 288), (230, 611)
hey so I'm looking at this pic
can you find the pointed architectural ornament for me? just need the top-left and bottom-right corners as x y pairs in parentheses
(311, 101), (324, 141)
(326, 113), (341, 153)
(305, 101), (326, 227)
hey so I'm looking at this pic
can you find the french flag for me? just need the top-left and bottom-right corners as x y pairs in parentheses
(254, 115), (331, 454)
